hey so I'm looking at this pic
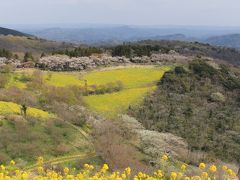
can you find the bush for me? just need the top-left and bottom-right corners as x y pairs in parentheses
(189, 60), (217, 77)
(17, 72), (32, 82)
(0, 65), (13, 74)
(0, 74), (9, 88)
(174, 66), (187, 74)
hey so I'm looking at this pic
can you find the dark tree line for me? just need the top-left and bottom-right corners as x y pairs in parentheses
(111, 44), (170, 58)
(53, 47), (103, 57)
(0, 49), (13, 59)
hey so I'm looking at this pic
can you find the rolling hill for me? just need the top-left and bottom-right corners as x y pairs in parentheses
(131, 60), (240, 162)
(205, 34), (240, 49)
(0, 27), (30, 37)
(0, 26), (75, 59)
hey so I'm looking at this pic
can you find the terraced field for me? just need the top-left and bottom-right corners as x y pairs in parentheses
(7, 65), (170, 118)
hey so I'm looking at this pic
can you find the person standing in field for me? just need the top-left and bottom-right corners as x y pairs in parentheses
(21, 104), (27, 117)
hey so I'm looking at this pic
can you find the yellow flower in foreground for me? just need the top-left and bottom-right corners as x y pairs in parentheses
(37, 156), (44, 166)
(10, 160), (15, 166)
(5, 176), (11, 180)
(125, 167), (131, 175)
(199, 163), (206, 170)
(191, 176), (201, 180)
(0, 165), (5, 172)
(121, 173), (127, 179)
(201, 172), (208, 178)
(170, 172), (177, 180)
(84, 163), (94, 171)
(181, 164), (187, 171)
(222, 165), (228, 171)
(154, 170), (163, 178)
(134, 175), (138, 180)
(64, 167), (69, 175)
(161, 154), (169, 161)
(209, 165), (217, 173)
(37, 166), (44, 174)
(227, 169), (234, 176)
(101, 164), (109, 173)
(178, 172), (183, 179)
(138, 172), (143, 178)
(184, 177), (190, 180)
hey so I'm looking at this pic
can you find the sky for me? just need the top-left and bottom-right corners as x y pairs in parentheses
(0, 0), (239, 27)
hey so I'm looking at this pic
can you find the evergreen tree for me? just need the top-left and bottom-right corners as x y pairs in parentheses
(24, 52), (34, 62)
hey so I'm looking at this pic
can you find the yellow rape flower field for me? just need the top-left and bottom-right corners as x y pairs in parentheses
(0, 101), (53, 120)
(83, 87), (156, 118)
(8, 66), (170, 88)
(0, 155), (238, 180)
(82, 66), (170, 118)
(7, 66), (171, 118)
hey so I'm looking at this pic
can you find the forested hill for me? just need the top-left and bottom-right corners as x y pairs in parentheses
(130, 59), (240, 162)
(0, 27), (30, 37)
(205, 34), (240, 49)
(132, 40), (240, 65)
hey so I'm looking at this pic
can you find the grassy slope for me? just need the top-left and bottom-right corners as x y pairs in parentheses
(0, 118), (92, 165)
(0, 35), (73, 58)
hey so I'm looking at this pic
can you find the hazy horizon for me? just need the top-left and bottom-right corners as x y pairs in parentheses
(0, 0), (239, 27)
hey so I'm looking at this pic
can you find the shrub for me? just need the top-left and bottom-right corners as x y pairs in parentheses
(16, 72), (32, 82)
(189, 60), (217, 77)
(174, 66), (187, 74)
(0, 65), (13, 74)
(0, 74), (9, 88)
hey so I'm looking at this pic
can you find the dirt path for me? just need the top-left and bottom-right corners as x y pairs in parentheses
(25, 152), (96, 171)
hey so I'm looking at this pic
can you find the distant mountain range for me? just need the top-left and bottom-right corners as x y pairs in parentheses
(17, 25), (240, 48)
(204, 34), (240, 49)
(22, 27), (199, 46)
(1, 25), (240, 60)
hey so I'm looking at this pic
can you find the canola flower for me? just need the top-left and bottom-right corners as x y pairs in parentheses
(181, 164), (187, 172)
(209, 165), (217, 174)
(0, 157), (239, 180)
(199, 163), (206, 170)
(161, 154), (169, 161)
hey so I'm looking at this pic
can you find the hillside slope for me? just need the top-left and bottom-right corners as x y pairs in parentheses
(0, 35), (74, 56)
(130, 60), (240, 162)
(0, 27), (30, 37)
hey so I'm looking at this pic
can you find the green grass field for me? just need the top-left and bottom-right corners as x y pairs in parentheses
(0, 101), (53, 119)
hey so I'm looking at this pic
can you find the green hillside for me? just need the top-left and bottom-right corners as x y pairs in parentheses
(131, 59), (240, 162)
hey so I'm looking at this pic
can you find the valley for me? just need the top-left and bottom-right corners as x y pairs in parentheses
(0, 27), (239, 179)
